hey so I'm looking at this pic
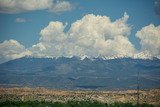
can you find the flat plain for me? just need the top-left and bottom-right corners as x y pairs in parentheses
(0, 87), (159, 106)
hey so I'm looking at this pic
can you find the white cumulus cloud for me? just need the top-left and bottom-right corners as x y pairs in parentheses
(0, 0), (73, 14)
(135, 24), (160, 58)
(1, 13), (160, 63)
(31, 21), (68, 57)
(0, 39), (32, 63)
(31, 13), (136, 58)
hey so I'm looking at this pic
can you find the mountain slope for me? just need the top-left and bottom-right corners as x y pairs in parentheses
(0, 57), (160, 90)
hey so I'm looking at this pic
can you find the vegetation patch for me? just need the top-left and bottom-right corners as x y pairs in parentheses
(0, 101), (155, 107)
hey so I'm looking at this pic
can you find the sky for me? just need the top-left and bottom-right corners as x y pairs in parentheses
(0, 0), (160, 63)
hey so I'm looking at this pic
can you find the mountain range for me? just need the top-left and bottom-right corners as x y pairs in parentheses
(0, 57), (160, 90)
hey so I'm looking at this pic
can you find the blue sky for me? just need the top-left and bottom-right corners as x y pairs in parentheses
(0, 0), (160, 63)
(0, 0), (159, 48)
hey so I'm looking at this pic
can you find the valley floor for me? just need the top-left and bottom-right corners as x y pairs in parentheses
(0, 87), (159, 106)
